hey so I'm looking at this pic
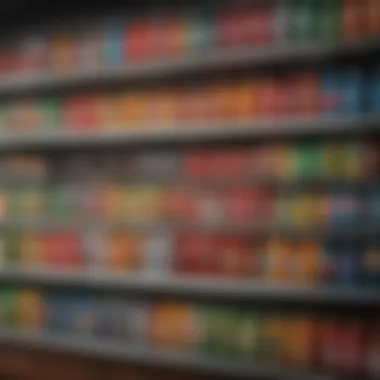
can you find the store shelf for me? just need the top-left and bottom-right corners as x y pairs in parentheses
(0, 329), (334, 380)
(0, 114), (379, 152)
(0, 37), (378, 95)
(0, 269), (379, 306)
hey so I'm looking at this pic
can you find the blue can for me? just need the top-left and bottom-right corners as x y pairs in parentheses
(330, 186), (363, 229)
(320, 69), (342, 116)
(368, 185), (380, 224)
(338, 242), (362, 287)
(341, 66), (364, 115)
(105, 21), (124, 66)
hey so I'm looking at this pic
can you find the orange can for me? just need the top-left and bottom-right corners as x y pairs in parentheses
(149, 303), (197, 349)
(107, 233), (142, 271)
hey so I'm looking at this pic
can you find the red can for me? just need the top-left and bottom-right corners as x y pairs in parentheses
(218, 4), (274, 46)
(225, 188), (257, 226)
(174, 233), (216, 275)
(207, 148), (250, 181)
(339, 320), (367, 375)
(127, 19), (157, 62)
(43, 233), (83, 269)
(318, 318), (344, 372)
(184, 149), (211, 179)
(166, 187), (197, 223)
(368, 0), (380, 35)
(367, 322), (380, 378)
(217, 236), (252, 277)
(342, 0), (369, 39)
(64, 94), (101, 133)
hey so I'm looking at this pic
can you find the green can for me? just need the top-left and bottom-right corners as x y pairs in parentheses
(294, 141), (323, 180)
(292, 0), (317, 42)
(0, 289), (19, 327)
(39, 98), (60, 134)
(47, 187), (71, 220)
(317, 0), (341, 41)
(187, 7), (216, 52)
(6, 235), (21, 267)
(0, 103), (10, 136)
(235, 310), (262, 359)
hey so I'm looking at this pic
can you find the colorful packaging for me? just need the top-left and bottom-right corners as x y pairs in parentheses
(294, 72), (320, 116)
(330, 187), (363, 228)
(291, 0), (316, 41)
(17, 290), (44, 330)
(283, 316), (316, 369)
(155, 16), (187, 59)
(78, 28), (104, 70)
(265, 239), (294, 283)
(50, 34), (79, 71)
(218, 236), (251, 278)
(39, 98), (60, 134)
(368, 0), (380, 35)
(64, 95), (101, 132)
(199, 307), (238, 355)
(82, 231), (106, 271)
(149, 303), (198, 349)
(19, 36), (48, 73)
(260, 316), (287, 362)
(166, 187), (196, 222)
(297, 241), (321, 284)
(196, 189), (225, 226)
(317, 0), (341, 40)
(235, 310), (261, 358)
(174, 233), (216, 274)
(294, 141), (322, 179)
(217, 4), (274, 46)
(105, 21), (124, 67)
(127, 19), (157, 62)
(318, 318), (344, 371)
(11, 100), (43, 134)
(225, 189), (256, 226)
(341, 66), (364, 114)
(0, 289), (18, 326)
(342, 0), (368, 38)
(106, 234), (142, 272)
(144, 233), (173, 274)
(0, 104), (10, 135)
(43, 233), (83, 269)
(320, 69), (343, 116)
(20, 234), (43, 268)
(340, 320), (367, 374)
(187, 8), (215, 51)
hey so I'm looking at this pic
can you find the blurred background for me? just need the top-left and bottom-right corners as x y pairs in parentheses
(0, 0), (379, 379)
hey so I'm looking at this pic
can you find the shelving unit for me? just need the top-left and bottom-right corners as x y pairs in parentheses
(0, 37), (378, 95)
(0, 269), (379, 307)
(0, 1), (379, 380)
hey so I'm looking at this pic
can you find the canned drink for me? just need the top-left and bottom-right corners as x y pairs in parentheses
(341, 66), (364, 114)
(291, 0), (316, 42)
(317, 0), (341, 40)
(320, 69), (343, 116)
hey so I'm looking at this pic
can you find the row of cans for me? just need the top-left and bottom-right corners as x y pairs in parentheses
(1, 232), (380, 286)
(1, 184), (379, 227)
(1, 0), (379, 76)
(1, 140), (379, 184)
(0, 64), (379, 133)
(1, 288), (380, 375)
